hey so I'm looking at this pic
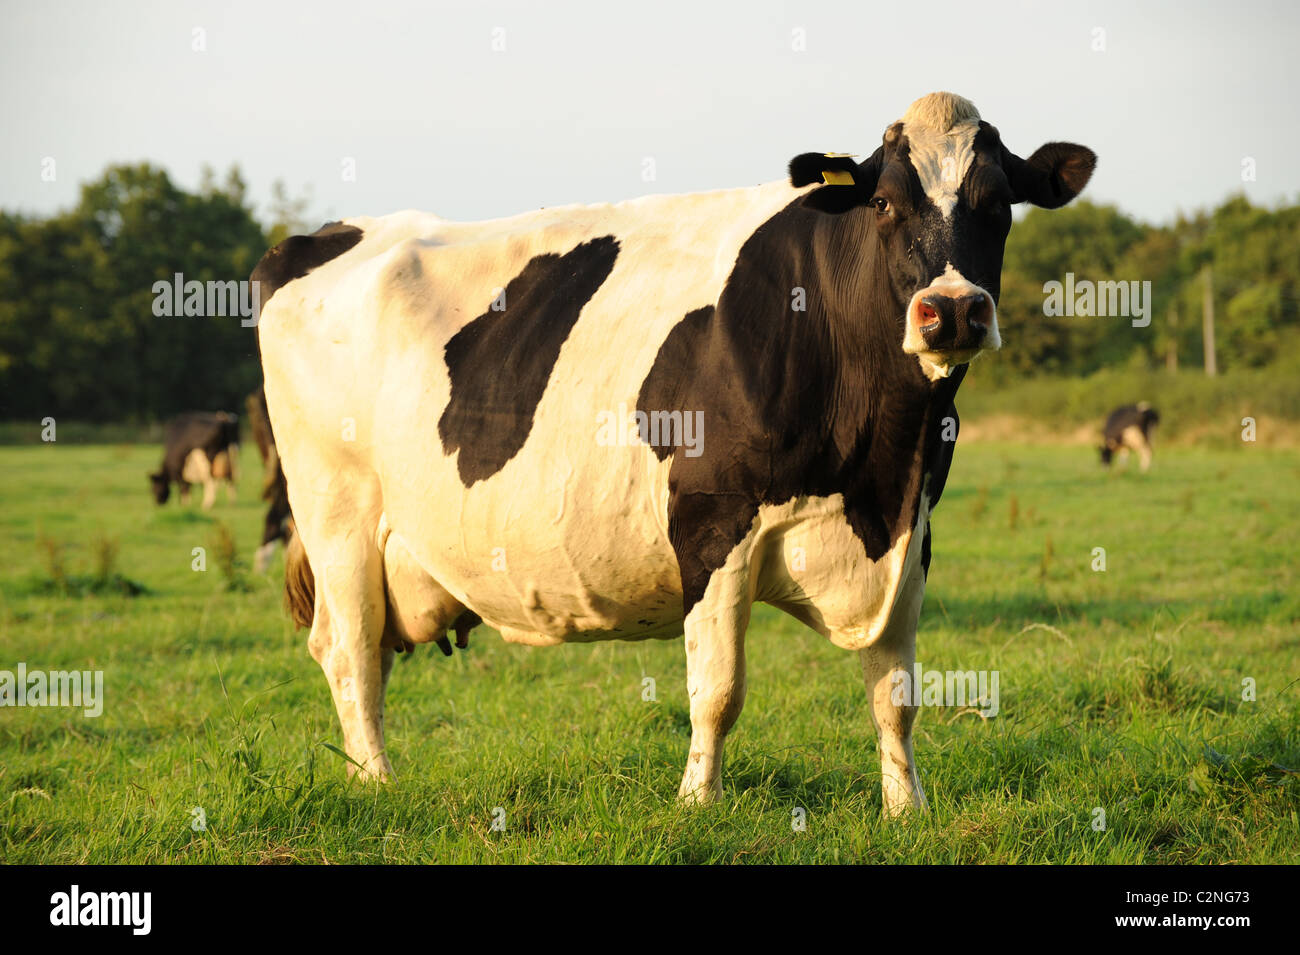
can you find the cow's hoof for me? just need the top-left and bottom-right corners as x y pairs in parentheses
(345, 758), (395, 784)
(676, 779), (723, 806)
(881, 794), (929, 819)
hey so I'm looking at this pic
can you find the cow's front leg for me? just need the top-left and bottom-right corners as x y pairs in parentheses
(859, 568), (928, 816)
(678, 597), (750, 805)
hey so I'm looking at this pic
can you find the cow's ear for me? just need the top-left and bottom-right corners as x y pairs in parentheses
(1006, 142), (1096, 209)
(789, 148), (882, 215)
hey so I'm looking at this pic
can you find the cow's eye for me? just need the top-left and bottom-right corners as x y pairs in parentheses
(869, 196), (890, 215)
(978, 196), (1010, 218)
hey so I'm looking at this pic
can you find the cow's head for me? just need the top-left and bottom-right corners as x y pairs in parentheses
(148, 471), (170, 504)
(789, 92), (1095, 380)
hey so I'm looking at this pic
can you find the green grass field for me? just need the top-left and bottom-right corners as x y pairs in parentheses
(2, 441), (1297, 864)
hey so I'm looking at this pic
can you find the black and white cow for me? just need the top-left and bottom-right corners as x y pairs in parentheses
(1100, 403), (1159, 471)
(256, 92), (1095, 814)
(149, 412), (240, 509)
(246, 386), (295, 571)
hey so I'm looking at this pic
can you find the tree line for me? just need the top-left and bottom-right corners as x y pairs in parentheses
(1, 161), (1295, 422)
(993, 194), (1300, 383)
(0, 164), (307, 423)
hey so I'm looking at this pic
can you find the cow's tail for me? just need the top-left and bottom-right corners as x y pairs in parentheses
(284, 527), (316, 628)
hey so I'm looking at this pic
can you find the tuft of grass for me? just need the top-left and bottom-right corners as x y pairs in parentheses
(35, 531), (69, 595)
(90, 533), (120, 586)
(1131, 651), (1226, 714)
(211, 521), (250, 593)
(27, 529), (145, 597)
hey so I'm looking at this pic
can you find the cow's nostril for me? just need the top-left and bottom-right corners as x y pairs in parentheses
(918, 299), (941, 329)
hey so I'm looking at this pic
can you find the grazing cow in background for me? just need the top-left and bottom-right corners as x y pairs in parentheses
(149, 412), (240, 509)
(257, 92), (1095, 814)
(246, 387), (295, 571)
(1100, 403), (1160, 472)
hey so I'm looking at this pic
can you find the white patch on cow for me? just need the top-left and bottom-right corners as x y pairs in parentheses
(901, 263), (1001, 380)
(181, 448), (210, 485)
(180, 447), (236, 508)
(1120, 425), (1153, 472)
(899, 92), (981, 221)
(254, 541), (278, 573)
(753, 496), (920, 650)
(754, 457), (929, 650)
(180, 449), (219, 509)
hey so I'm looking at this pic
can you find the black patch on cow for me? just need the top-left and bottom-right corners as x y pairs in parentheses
(637, 306), (715, 461)
(638, 198), (966, 616)
(439, 236), (621, 486)
(1102, 403), (1159, 442)
(250, 221), (364, 320)
(920, 398), (961, 580)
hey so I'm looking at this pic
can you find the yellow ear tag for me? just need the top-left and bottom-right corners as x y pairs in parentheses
(821, 169), (855, 186)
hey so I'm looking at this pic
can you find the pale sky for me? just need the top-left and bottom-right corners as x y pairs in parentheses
(3, 0), (1297, 228)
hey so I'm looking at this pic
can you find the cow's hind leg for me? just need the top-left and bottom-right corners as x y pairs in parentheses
(677, 553), (752, 805)
(858, 567), (928, 816)
(1136, 435), (1153, 472)
(294, 512), (394, 781)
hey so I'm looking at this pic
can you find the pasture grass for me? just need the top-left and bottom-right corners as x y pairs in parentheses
(1, 441), (1297, 863)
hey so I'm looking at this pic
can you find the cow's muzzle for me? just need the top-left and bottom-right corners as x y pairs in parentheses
(903, 269), (1001, 377)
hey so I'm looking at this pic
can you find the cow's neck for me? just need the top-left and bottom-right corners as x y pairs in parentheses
(809, 207), (964, 476)
(708, 196), (967, 549)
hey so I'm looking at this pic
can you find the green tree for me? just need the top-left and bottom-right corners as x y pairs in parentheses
(0, 163), (268, 421)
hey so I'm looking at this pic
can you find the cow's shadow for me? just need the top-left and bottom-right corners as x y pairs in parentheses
(920, 590), (1294, 631)
(601, 742), (878, 815)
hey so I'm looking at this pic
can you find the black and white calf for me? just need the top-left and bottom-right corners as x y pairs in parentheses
(256, 92), (1095, 814)
(1100, 403), (1160, 471)
(149, 412), (240, 509)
